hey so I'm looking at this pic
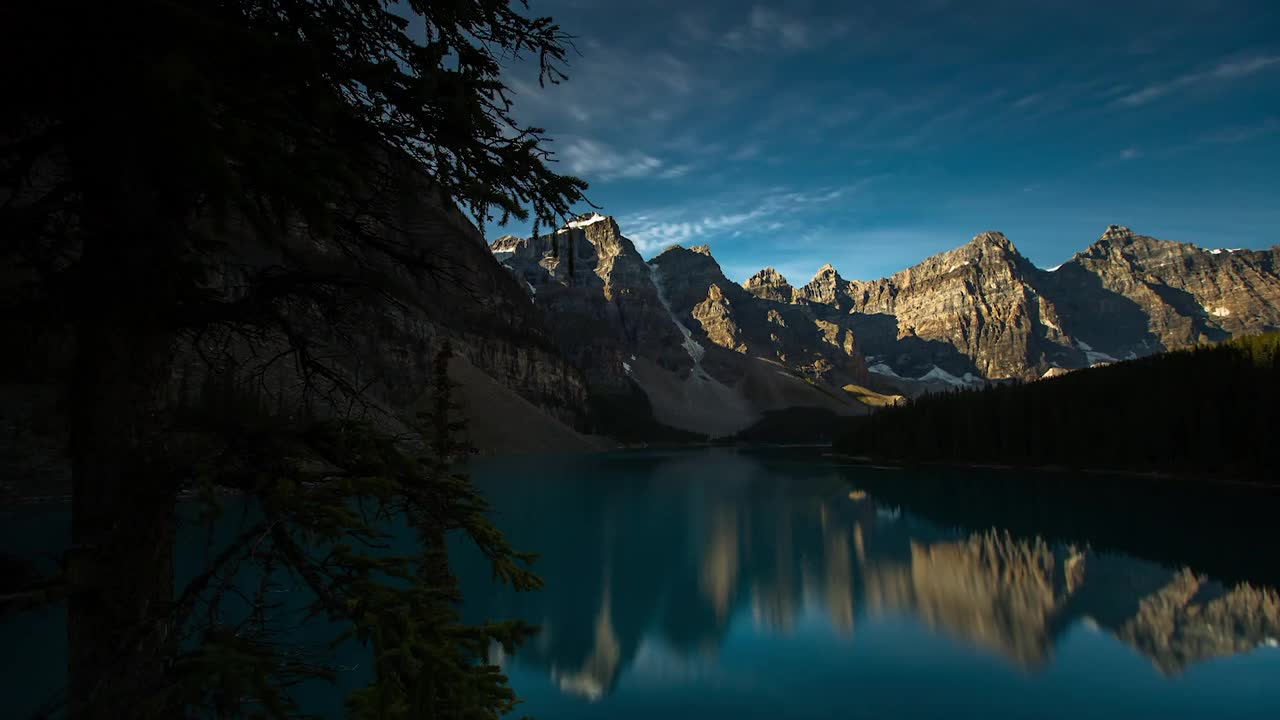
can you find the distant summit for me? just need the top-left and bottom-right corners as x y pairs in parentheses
(743, 267), (796, 303)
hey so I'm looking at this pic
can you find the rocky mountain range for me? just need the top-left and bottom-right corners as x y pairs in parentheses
(491, 214), (876, 438)
(9, 192), (1274, 477)
(488, 215), (1278, 436)
(786, 224), (1280, 391)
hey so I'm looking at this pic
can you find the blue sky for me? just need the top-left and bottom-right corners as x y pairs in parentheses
(494, 0), (1280, 283)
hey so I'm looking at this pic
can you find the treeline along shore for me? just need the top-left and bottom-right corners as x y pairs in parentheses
(835, 334), (1280, 482)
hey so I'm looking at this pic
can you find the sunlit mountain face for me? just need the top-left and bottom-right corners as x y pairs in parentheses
(453, 450), (1280, 718)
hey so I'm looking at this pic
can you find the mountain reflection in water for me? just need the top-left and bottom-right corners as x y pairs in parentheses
(454, 449), (1280, 710)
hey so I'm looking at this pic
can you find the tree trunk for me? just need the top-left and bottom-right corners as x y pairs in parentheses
(64, 178), (182, 716)
(66, 315), (177, 718)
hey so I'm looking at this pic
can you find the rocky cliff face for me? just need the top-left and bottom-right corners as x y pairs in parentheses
(828, 232), (1076, 380)
(742, 267), (797, 304)
(1045, 225), (1280, 357)
(798, 264), (854, 312)
(651, 245), (869, 386)
(492, 216), (872, 436)
(491, 213), (693, 392)
(787, 225), (1280, 386)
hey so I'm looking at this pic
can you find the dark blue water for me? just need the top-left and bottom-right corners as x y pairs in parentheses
(4, 448), (1280, 718)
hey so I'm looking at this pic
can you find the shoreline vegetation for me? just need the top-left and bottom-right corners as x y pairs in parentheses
(834, 333), (1280, 484)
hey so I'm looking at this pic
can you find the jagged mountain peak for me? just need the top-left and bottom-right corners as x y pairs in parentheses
(796, 263), (851, 310)
(809, 263), (843, 283)
(565, 211), (613, 229)
(1101, 224), (1135, 241)
(651, 243), (722, 267)
(743, 266), (797, 303)
(653, 243), (687, 259)
(746, 267), (790, 285)
(650, 242), (726, 272)
(490, 234), (522, 252)
(969, 230), (1019, 252)
(1082, 225), (1145, 255)
(1078, 226), (1183, 260)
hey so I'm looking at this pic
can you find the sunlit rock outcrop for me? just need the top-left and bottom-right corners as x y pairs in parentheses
(743, 267), (799, 304)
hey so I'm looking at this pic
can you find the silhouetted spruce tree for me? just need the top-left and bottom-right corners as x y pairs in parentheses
(164, 343), (542, 719)
(2, 1), (586, 717)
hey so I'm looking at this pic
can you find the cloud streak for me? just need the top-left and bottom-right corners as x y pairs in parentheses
(504, 47), (698, 134)
(1116, 55), (1280, 107)
(619, 184), (863, 255)
(560, 138), (665, 181)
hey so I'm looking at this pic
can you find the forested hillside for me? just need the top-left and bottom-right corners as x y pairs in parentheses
(835, 334), (1280, 481)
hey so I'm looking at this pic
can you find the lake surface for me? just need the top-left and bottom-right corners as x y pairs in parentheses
(4, 448), (1280, 718)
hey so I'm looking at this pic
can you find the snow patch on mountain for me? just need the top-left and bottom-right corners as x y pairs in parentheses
(648, 263), (706, 365)
(919, 366), (981, 387)
(1076, 339), (1117, 365)
(568, 213), (608, 229)
(868, 363), (902, 379)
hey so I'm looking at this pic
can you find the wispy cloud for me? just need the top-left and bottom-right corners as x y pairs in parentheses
(560, 138), (664, 181)
(1012, 92), (1043, 110)
(619, 184), (864, 255)
(505, 49), (697, 133)
(1115, 54), (1280, 107)
(1120, 147), (1142, 160)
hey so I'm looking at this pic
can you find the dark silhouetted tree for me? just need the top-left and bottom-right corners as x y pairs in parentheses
(1, 0), (587, 717)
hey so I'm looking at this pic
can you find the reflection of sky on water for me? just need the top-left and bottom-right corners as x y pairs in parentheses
(456, 449), (1280, 719)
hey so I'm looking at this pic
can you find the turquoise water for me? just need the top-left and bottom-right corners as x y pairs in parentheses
(4, 448), (1280, 718)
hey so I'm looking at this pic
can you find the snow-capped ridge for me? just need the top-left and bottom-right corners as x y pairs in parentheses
(919, 366), (982, 387)
(1076, 339), (1117, 365)
(867, 363), (902, 379)
(567, 212), (609, 229)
